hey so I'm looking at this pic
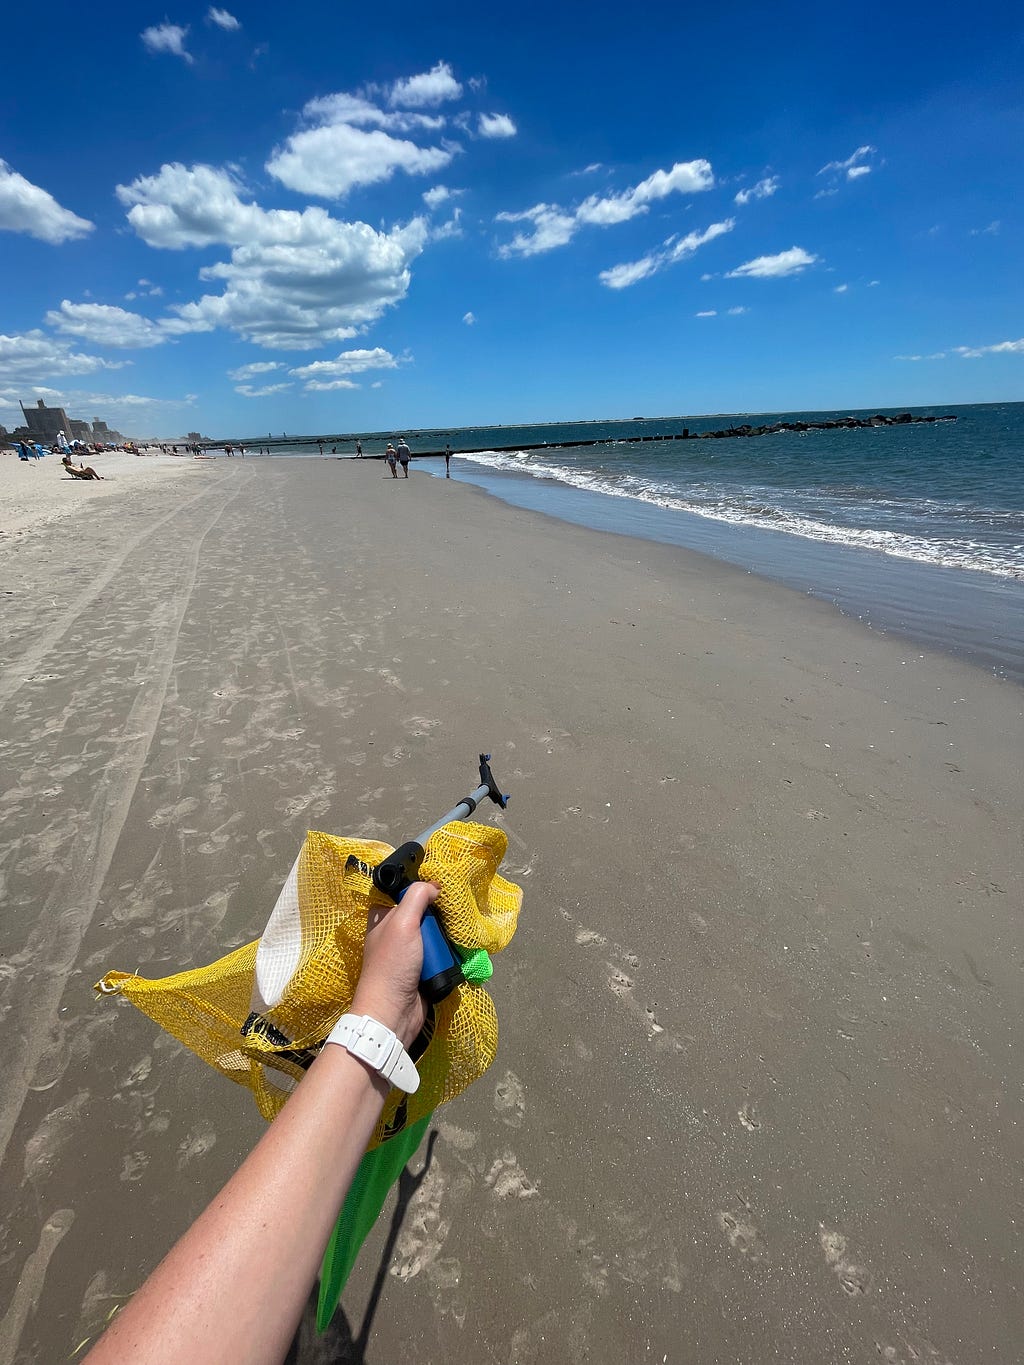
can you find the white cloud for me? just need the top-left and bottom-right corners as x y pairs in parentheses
(894, 352), (948, 361)
(734, 176), (779, 206)
(953, 338), (1024, 359)
(228, 360), (285, 381)
(570, 163), (604, 176)
(207, 7), (240, 29)
(818, 145), (875, 180)
(371, 381), (383, 388)
(834, 283), (848, 293)
(267, 122), (454, 198)
(0, 331), (129, 385)
(117, 163), (429, 348)
(726, 305), (748, 315)
(430, 208), (463, 241)
(868, 279), (880, 286)
(478, 113), (516, 139)
(725, 246), (818, 279)
(141, 23), (192, 62)
(302, 379), (359, 391)
(696, 310), (717, 317)
(423, 185), (453, 208)
(496, 203), (577, 257)
(498, 159), (713, 257)
(0, 159), (93, 244)
(265, 82), (459, 198)
(46, 300), (167, 348)
(236, 382), (292, 397)
(969, 220), (1001, 236)
(598, 218), (735, 290)
(463, 311), (476, 325)
(577, 161), (713, 225)
(389, 61), (462, 108)
(288, 348), (398, 388)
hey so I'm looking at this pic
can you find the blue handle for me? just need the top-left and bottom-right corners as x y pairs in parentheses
(419, 907), (459, 983)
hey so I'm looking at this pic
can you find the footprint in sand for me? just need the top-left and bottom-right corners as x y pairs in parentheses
(485, 1152), (539, 1200)
(738, 1101), (763, 1132)
(717, 1206), (768, 1263)
(819, 1225), (872, 1296)
(494, 1069), (526, 1128)
(177, 1126), (217, 1168)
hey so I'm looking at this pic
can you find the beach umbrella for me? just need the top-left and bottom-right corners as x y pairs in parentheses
(97, 757), (520, 1330)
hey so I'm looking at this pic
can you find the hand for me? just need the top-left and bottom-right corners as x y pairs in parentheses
(351, 881), (439, 1047)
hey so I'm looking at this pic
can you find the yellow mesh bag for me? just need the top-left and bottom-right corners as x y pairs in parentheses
(97, 821), (521, 1147)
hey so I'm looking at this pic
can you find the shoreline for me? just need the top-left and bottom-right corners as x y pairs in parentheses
(1, 459), (1021, 1363)
(433, 458), (1024, 685)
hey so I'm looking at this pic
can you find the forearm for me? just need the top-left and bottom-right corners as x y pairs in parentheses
(86, 1046), (388, 1365)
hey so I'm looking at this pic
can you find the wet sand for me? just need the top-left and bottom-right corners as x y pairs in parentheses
(0, 457), (1021, 1364)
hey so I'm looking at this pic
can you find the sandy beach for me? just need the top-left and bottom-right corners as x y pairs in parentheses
(0, 457), (1021, 1364)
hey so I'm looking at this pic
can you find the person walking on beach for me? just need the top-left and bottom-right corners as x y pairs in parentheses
(397, 437), (411, 478)
(385, 443), (398, 477)
(444, 443), (452, 478)
(356, 440), (362, 458)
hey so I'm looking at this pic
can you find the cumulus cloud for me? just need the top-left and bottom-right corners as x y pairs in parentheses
(498, 159), (713, 257)
(46, 300), (168, 348)
(818, 145), (875, 180)
(389, 61), (462, 108)
(288, 348), (398, 389)
(0, 159), (93, 244)
(265, 83), (458, 198)
(725, 246), (818, 279)
(117, 162), (428, 348)
(479, 113), (516, 138)
(0, 330), (128, 384)
(953, 337), (1024, 358)
(423, 185), (455, 208)
(207, 7), (240, 29)
(267, 122), (453, 198)
(463, 311), (476, 324)
(734, 176), (779, 205)
(228, 360), (285, 381)
(141, 23), (192, 62)
(598, 218), (735, 289)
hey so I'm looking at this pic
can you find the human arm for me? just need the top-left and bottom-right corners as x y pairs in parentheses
(85, 880), (439, 1365)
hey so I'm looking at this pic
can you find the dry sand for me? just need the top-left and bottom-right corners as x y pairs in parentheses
(0, 457), (1021, 1364)
(1, 447), (205, 540)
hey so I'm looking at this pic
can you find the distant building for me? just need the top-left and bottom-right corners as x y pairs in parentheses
(69, 419), (92, 441)
(186, 431), (204, 442)
(21, 398), (72, 440)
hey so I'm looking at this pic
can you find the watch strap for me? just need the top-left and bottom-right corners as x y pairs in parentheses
(325, 1013), (420, 1094)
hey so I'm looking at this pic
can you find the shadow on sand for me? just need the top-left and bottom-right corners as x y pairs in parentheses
(284, 1130), (440, 1364)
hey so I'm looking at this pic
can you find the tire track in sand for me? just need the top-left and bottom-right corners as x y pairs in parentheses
(0, 470), (236, 712)
(0, 476), (242, 1171)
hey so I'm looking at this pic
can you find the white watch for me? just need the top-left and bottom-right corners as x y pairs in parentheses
(324, 1013), (420, 1094)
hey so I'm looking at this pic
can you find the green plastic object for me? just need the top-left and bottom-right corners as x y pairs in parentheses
(459, 947), (493, 983)
(317, 1112), (433, 1332)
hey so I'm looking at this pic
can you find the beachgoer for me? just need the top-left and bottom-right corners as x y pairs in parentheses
(62, 453), (102, 480)
(83, 882), (440, 1364)
(239, 444), (245, 458)
(397, 438), (411, 477)
(385, 443), (398, 477)
(356, 440), (363, 458)
(318, 440), (325, 457)
(444, 444), (452, 478)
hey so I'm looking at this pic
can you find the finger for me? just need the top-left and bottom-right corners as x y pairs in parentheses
(394, 880), (440, 924)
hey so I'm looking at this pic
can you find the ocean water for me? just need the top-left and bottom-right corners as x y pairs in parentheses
(264, 403), (1024, 680)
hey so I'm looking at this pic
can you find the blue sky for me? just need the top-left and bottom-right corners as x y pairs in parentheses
(1, 0), (1022, 438)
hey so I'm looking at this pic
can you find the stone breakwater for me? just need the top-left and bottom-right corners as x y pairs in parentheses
(369, 412), (958, 458)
